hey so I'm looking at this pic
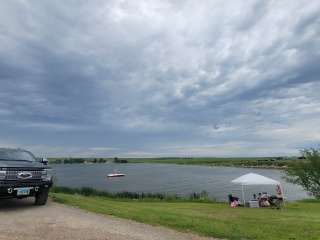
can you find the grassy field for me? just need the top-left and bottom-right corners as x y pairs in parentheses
(51, 192), (320, 240)
(49, 157), (298, 168)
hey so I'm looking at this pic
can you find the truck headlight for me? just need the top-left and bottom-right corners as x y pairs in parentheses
(0, 170), (6, 180)
(41, 169), (53, 181)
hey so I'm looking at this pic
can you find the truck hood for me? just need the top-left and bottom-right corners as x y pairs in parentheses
(0, 160), (45, 169)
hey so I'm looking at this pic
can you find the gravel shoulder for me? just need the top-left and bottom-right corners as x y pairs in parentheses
(0, 198), (216, 240)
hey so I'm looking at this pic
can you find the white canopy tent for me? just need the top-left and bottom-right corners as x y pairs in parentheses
(231, 173), (282, 205)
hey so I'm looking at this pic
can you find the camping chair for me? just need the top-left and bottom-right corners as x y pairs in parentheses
(268, 195), (284, 209)
(228, 194), (239, 203)
(228, 194), (242, 207)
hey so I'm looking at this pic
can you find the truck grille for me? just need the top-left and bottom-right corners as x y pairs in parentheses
(5, 169), (43, 181)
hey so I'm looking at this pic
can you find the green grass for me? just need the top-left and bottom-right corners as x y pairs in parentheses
(50, 192), (320, 240)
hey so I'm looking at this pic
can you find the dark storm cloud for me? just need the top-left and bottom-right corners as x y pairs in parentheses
(0, 0), (319, 156)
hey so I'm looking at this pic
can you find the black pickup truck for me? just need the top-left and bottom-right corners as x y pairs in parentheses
(0, 148), (53, 205)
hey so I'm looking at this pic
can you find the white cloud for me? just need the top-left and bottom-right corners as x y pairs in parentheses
(89, 147), (118, 151)
(0, 0), (319, 156)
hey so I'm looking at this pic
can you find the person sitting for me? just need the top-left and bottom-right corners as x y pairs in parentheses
(275, 185), (284, 202)
(261, 199), (270, 207)
(252, 193), (257, 200)
(261, 192), (269, 199)
(228, 194), (240, 207)
(258, 193), (264, 207)
(259, 193), (270, 207)
(257, 192), (262, 200)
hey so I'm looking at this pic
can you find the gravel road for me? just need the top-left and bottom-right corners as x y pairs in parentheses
(0, 198), (216, 240)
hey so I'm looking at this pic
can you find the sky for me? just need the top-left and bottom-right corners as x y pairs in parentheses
(0, 0), (320, 157)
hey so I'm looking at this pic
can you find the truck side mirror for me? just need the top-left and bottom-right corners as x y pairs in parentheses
(41, 157), (48, 165)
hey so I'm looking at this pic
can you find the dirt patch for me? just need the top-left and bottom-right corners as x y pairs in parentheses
(0, 198), (216, 240)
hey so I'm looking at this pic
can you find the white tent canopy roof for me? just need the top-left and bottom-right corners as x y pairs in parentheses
(231, 173), (280, 186)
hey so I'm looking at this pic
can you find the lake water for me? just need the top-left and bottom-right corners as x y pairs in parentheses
(52, 163), (309, 201)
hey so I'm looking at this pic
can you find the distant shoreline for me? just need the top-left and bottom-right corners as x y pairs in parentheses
(48, 156), (298, 169)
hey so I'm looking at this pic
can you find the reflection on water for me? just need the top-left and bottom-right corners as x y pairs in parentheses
(52, 163), (309, 201)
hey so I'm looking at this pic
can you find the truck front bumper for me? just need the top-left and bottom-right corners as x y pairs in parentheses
(0, 181), (52, 199)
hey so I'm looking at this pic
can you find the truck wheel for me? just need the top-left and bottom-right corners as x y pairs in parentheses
(35, 189), (49, 206)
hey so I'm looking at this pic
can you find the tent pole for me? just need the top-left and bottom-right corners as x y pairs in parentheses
(242, 185), (245, 206)
(281, 184), (286, 207)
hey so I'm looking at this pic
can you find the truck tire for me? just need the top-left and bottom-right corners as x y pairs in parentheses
(35, 189), (49, 206)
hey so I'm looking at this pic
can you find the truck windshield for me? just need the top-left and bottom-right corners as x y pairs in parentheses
(0, 149), (36, 162)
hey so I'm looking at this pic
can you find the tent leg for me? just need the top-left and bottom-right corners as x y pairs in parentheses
(281, 184), (286, 207)
(242, 185), (245, 206)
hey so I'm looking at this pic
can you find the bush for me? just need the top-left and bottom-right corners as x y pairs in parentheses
(51, 186), (215, 202)
(285, 148), (320, 199)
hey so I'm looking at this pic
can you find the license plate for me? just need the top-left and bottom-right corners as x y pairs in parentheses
(17, 188), (30, 196)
